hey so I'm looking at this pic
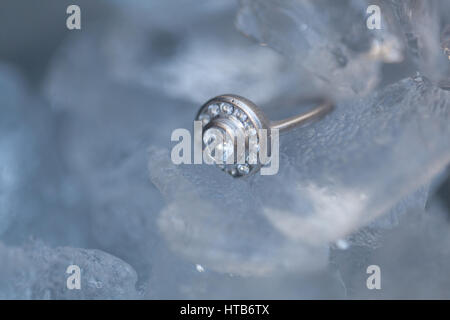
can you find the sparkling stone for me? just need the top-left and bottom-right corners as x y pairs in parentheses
(229, 168), (238, 176)
(208, 104), (220, 117)
(196, 264), (205, 273)
(234, 109), (242, 118)
(198, 113), (210, 126)
(220, 102), (233, 115)
(237, 164), (250, 175)
(239, 112), (248, 122)
(244, 120), (252, 129)
(203, 128), (234, 163)
(246, 127), (257, 137)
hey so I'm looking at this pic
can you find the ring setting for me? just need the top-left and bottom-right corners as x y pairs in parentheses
(195, 94), (333, 177)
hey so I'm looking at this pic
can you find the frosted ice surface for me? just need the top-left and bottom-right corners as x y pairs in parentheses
(256, 76), (450, 242)
(438, 0), (450, 90)
(331, 206), (450, 298)
(109, 0), (235, 32)
(0, 241), (139, 299)
(97, 4), (301, 105)
(0, 64), (57, 238)
(0, 65), (29, 235)
(0, 64), (90, 246)
(44, 32), (173, 281)
(148, 147), (330, 277)
(87, 148), (166, 285)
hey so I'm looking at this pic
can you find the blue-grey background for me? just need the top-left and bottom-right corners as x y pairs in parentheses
(0, 0), (450, 299)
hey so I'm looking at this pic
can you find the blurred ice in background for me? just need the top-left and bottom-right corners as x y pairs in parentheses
(0, 0), (449, 299)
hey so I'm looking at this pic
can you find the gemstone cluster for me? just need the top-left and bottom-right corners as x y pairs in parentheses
(196, 101), (259, 177)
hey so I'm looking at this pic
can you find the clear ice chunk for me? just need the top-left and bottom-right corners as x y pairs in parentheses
(149, 76), (450, 276)
(236, 0), (450, 94)
(148, 147), (330, 277)
(255, 76), (450, 243)
(236, 0), (406, 98)
(382, 0), (449, 87)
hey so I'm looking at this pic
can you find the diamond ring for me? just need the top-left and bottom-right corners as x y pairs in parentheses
(195, 94), (333, 177)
